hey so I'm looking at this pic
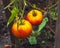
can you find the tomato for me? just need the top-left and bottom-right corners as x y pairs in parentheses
(26, 10), (43, 25)
(12, 19), (32, 39)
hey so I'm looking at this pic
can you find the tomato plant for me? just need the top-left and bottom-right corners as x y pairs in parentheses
(6, 0), (49, 45)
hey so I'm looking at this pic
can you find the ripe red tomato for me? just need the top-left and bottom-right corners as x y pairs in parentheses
(12, 19), (32, 39)
(26, 10), (43, 25)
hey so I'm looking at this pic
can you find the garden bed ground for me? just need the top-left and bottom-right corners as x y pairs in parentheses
(0, 0), (57, 48)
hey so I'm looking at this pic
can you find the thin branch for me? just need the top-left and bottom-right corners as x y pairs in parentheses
(4, 0), (15, 10)
(48, 1), (58, 10)
(27, 1), (58, 12)
(46, 25), (55, 34)
(20, 0), (26, 19)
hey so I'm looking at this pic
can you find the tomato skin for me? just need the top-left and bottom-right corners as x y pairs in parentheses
(12, 19), (32, 39)
(26, 10), (43, 25)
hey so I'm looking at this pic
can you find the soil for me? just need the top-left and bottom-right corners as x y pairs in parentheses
(0, 0), (57, 48)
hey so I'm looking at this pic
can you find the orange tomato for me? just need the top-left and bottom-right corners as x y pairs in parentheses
(12, 19), (32, 39)
(26, 10), (43, 25)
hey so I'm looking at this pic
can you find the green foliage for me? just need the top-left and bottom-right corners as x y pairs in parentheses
(28, 17), (48, 45)
(35, 17), (48, 36)
(7, 7), (19, 26)
(28, 36), (37, 45)
(49, 9), (57, 21)
(44, 31), (53, 39)
(38, 17), (48, 32)
(32, 17), (48, 36)
(32, 4), (36, 9)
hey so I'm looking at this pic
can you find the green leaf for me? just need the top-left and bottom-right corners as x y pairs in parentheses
(31, 17), (49, 36)
(49, 9), (57, 21)
(28, 36), (37, 45)
(7, 7), (19, 26)
(28, 17), (48, 45)
(35, 17), (48, 35)
(33, 4), (36, 9)
(31, 30), (35, 35)
(38, 17), (48, 32)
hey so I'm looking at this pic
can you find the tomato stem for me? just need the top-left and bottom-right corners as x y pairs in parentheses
(19, 0), (26, 24)
(20, 0), (26, 18)
(32, 10), (37, 16)
(20, 20), (24, 25)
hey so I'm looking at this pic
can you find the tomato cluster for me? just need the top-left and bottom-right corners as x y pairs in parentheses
(12, 10), (43, 39)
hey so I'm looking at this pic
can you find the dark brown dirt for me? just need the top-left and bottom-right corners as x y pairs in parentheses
(0, 0), (57, 48)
